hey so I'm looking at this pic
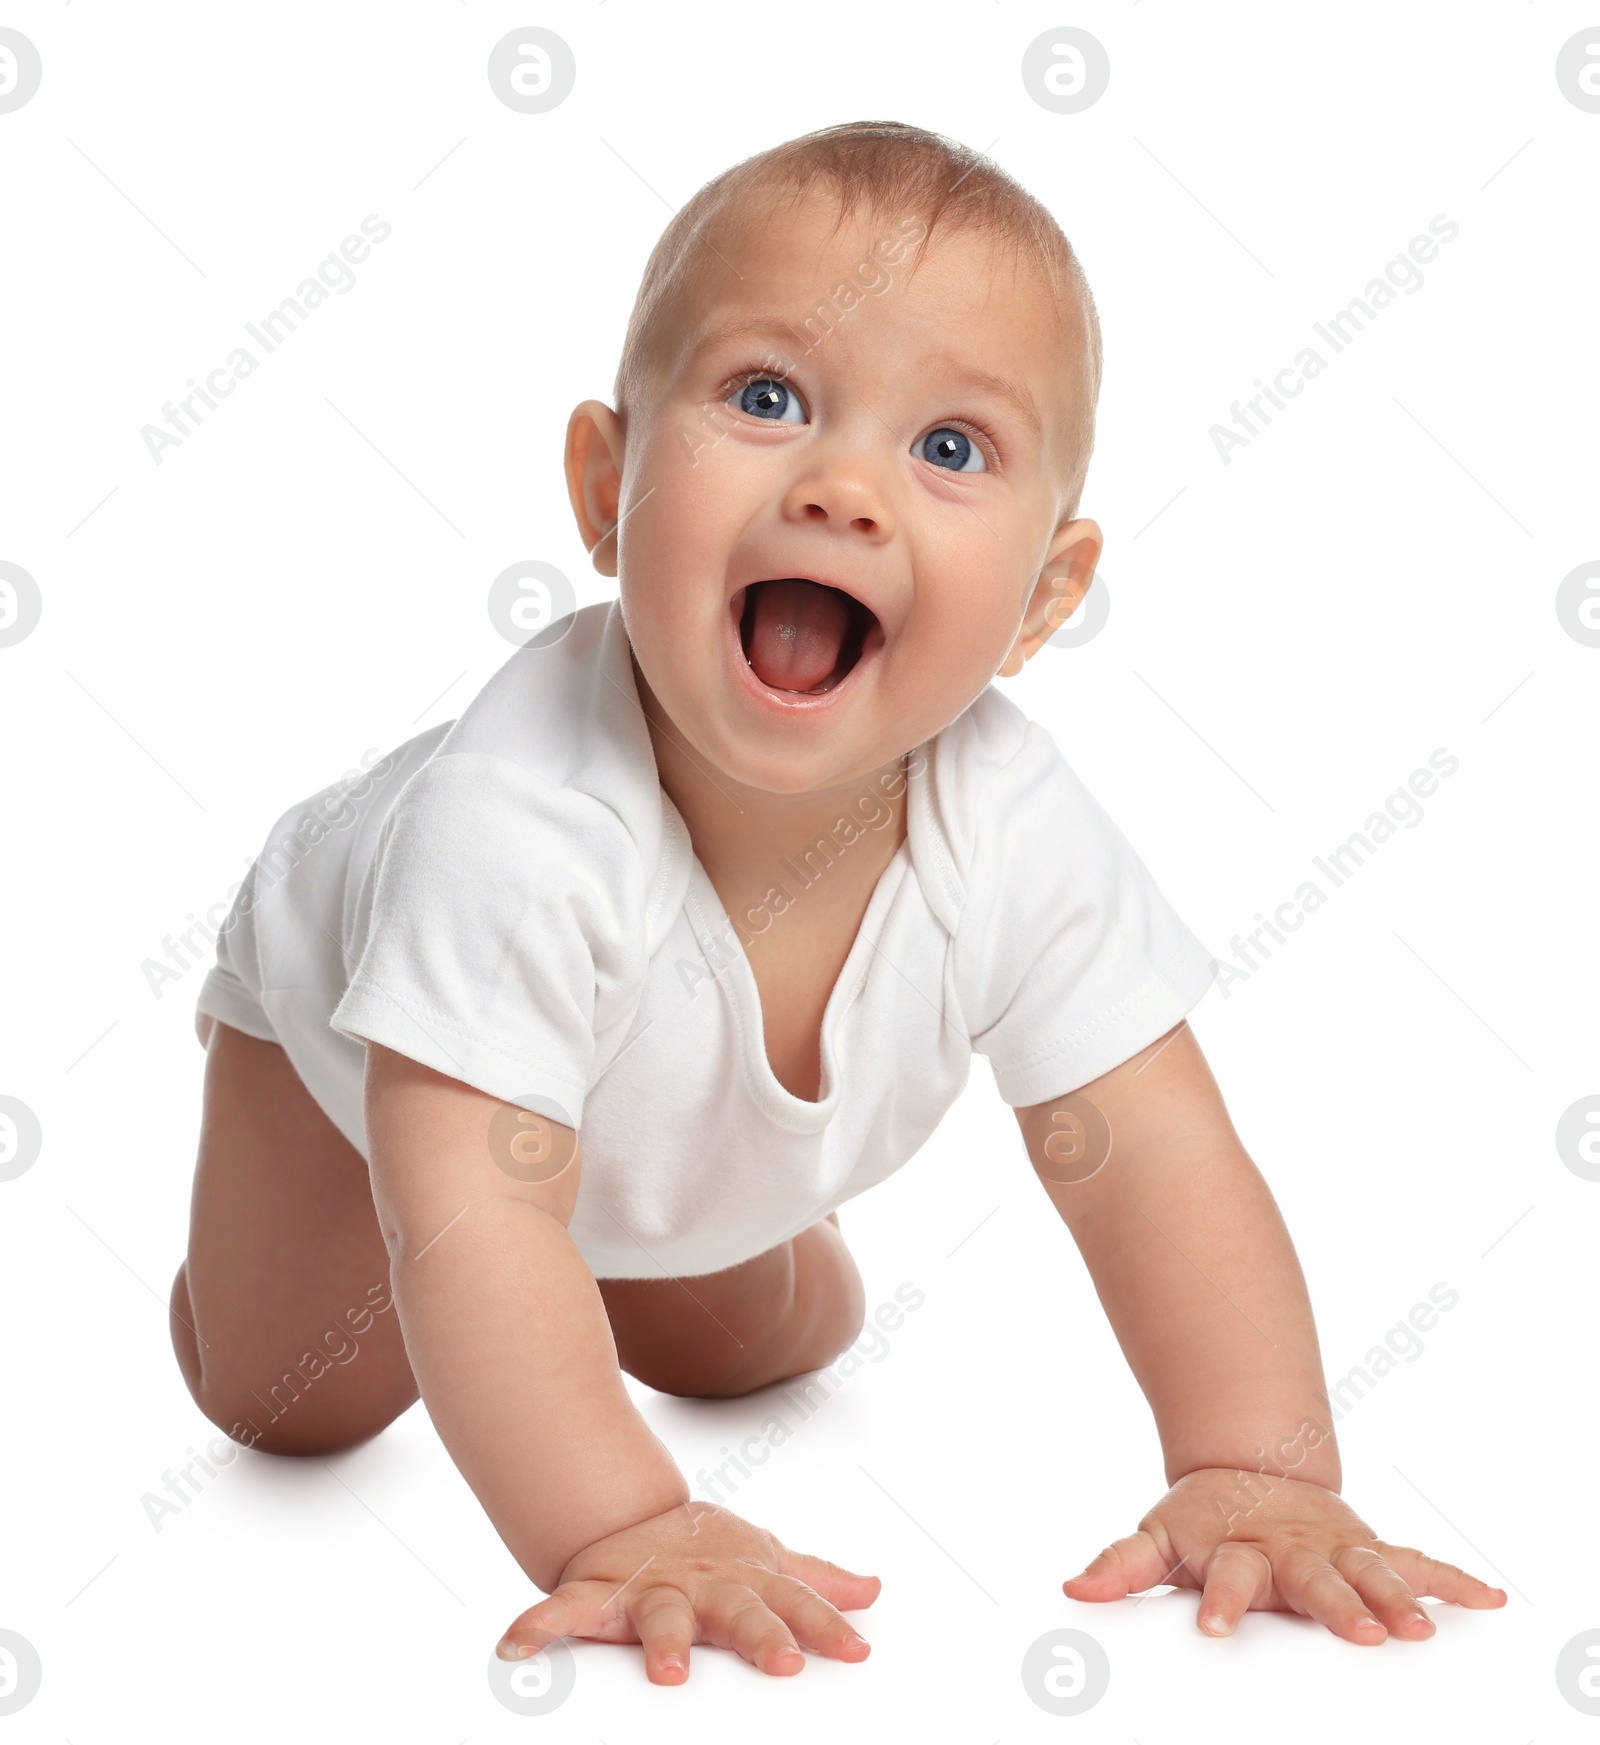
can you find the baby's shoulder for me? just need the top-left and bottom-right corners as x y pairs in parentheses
(924, 684), (1077, 857)
(379, 746), (652, 884)
(916, 684), (1142, 950)
(418, 599), (659, 836)
(364, 604), (684, 943)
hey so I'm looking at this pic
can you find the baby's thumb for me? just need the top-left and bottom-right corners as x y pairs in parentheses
(497, 1579), (611, 1659)
(1063, 1527), (1171, 1600)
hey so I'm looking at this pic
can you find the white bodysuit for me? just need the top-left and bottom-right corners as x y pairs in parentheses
(195, 599), (1218, 1279)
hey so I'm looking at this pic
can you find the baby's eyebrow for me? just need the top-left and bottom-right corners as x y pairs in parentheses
(687, 316), (803, 366)
(919, 356), (1044, 440)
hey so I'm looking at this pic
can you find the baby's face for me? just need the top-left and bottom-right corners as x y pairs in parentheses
(578, 190), (1098, 798)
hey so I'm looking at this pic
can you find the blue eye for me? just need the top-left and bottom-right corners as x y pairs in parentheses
(732, 377), (805, 423)
(915, 426), (986, 472)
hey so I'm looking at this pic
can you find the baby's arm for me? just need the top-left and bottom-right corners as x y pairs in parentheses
(363, 1043), (878, 1680)
(1016, 1020), (1506, 1643)
(363, 1042), (688, 1586)
(1018, 1019), (1337, 1494)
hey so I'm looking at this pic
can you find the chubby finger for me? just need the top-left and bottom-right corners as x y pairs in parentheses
(1195, 1542), (1271, 1637)
(750, 1569), (872, 1663)
(1272, 1547), (1387, 1645)
(1332, 1546), (1435, 1640)
(622, 1583), (698, 1684)
(1064, 1528), (1178, 1600)
(1369, 1541), (1508, 1609)
(701, 1581), (806, 1676)
(498, 1578), (622, 1658)
(776, 1547), (882, 1613)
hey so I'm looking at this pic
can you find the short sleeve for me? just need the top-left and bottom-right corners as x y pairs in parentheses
(954, 721), (1218, 1107)
(330, 751), (644, 1129)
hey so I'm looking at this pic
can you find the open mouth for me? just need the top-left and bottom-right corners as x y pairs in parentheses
(734, 578), (879, 697)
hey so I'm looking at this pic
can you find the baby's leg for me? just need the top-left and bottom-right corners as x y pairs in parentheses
(168, 1019), (419, 1455)
(598, 1212), (867, 1400)
(171, 1020), (864, 1441)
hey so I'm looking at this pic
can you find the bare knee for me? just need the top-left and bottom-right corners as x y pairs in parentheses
(168, 1261), (207, 1401)
(167, 1261), (408, 1457)
(168, 1260), (279, 1452)
(717, 1217), (867, 1396)
(609, 1311), (751, 1400)
(639, 1305), (865, 1401)
(604, 1220), (865, 1401)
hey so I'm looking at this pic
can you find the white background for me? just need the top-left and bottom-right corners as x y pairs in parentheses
(1, 1), (1596, 1737)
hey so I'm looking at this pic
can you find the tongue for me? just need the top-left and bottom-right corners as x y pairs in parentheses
(745, 579), (849, 692)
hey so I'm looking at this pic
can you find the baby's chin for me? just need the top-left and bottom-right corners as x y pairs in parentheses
(663, 688), (903, 793)
(643, 679), (911, 806)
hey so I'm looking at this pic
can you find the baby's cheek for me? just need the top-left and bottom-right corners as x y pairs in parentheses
(641, 462), (755, 587)
(931, 570), (1022, 650)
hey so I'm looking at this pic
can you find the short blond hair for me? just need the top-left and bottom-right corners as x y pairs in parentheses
(613, 120), (1102, 515)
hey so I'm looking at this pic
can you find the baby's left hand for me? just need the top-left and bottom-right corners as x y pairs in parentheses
(1064, 1469), (1507, 1643)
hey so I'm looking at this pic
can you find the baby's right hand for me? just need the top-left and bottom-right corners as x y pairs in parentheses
(496, 1500), (881, 1683)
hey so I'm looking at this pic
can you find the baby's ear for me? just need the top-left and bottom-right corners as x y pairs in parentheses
(563, 400), (625, 577)
(1000, 522), (1103, 676)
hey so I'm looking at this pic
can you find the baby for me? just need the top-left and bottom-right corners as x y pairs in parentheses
(167, 120), (1504, 1683)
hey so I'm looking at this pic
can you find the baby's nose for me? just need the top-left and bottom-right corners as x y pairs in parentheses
(781, 460), (894, 541)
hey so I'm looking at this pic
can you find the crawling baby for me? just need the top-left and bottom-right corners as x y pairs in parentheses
(167, 119), (1504, 1683)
